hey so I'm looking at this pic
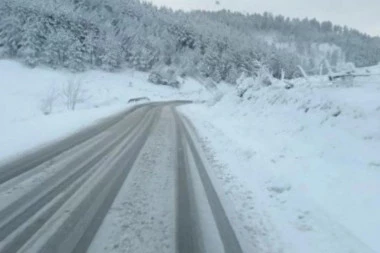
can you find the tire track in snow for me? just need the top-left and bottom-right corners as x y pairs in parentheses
(0, 104), (148, 185)
(0, 102), (245, 253)
(0, 105), (158, 253)
(176, 114), (244, 253)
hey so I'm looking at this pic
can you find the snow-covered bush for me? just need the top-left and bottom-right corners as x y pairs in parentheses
(256, 65), (273, 87)
(237, 75), (255, 98)
(236, 65), (273, 98)
(40, 85), (59, 115)
(62, 79), (88, 111)
(148, 68), (180, 88)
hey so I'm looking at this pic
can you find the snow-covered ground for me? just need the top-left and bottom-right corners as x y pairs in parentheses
(180, 66), (380, 252)
(0, 60), (209, 162)
(2, 58), (380, 252)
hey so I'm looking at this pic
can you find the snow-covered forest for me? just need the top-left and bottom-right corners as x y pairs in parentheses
(1, 0), (379, 84)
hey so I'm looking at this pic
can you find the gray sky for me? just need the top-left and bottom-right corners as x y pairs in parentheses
(147, 0), (380, 36)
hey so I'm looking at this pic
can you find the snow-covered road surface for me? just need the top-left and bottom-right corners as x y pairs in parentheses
(0, 102), (243, 253)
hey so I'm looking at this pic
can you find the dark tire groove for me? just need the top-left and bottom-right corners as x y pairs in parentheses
(178, 115), (244, 253)
(174, 111), (204, 253)
(71, 109), (161, 253)
(39, 108), (160, 253)
(0, 173), (89, 253)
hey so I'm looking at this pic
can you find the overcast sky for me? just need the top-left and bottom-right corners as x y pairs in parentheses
(147, 0), (380, 36)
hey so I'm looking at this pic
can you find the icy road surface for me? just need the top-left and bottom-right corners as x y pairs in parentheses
(0, 102), (243, 253)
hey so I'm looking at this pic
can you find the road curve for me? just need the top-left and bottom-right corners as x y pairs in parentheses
(0, 102), (243, 253)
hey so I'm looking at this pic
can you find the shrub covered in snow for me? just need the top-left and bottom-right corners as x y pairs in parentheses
(148, 68), (180, 88)
(40, 85), (60, 115)
(62, 79), (88, 111)
(236, 64), (274, 98)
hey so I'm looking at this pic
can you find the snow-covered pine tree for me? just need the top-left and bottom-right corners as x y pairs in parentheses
(0, 13), (23, 58)
(18, 15), (45, 67)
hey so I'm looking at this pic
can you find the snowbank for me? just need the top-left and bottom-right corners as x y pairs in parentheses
(180, 67), (380, 252)
(0, 60), (209, 162)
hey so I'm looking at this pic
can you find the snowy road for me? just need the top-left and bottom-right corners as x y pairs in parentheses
(0, 102), (243, 253)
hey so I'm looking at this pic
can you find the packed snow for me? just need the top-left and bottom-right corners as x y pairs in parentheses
(0, 60), (209, 162)
(89, 107), (178, 253)
(180, 65), (380, 252)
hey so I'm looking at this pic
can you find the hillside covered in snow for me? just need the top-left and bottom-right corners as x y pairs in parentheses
(180, 64), (380, 252)
(1, 0), (379, 84)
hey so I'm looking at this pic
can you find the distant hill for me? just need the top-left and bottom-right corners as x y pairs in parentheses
(1, 0), (379, 83)
(197, 10), (380, 68)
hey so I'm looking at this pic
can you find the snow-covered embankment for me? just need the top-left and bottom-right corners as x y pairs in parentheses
(180, 68), (380, 253)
